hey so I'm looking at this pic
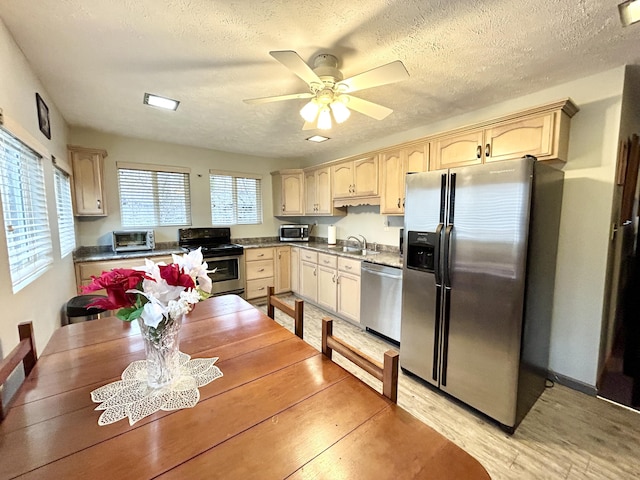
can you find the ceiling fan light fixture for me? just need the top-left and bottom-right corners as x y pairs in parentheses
(619, 0), (640, 26)
(300, 100), (320, 123)
(143, 93), (179, 111)
(330, 100), (350, 124)
(317, 107), (332, 130)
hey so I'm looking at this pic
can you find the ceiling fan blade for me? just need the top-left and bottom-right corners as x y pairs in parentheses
(344, 95), (393, 120)
(338, 60), (409, 93)
(270, 50), (323, 87)
(243, 92), (313, 105)
(302, 116), (319, 130)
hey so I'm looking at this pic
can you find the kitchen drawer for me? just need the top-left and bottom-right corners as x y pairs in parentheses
(318, 253), (337, 269)
(338, 257), (361, 276)
(300, 250), (318, 263)
(246, 259), (274, 280)
(246, 277), (274, 299)
(245, 247), (274, 262)
(77, 256), (170, 282)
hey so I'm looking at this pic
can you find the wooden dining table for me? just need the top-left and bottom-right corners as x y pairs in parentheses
(1, 295), (490, 479)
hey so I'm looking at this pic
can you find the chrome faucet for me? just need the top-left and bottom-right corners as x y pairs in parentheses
(347, 235), (367, 252)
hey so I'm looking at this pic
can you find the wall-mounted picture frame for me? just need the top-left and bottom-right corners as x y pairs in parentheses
(36, 92), (51, 139)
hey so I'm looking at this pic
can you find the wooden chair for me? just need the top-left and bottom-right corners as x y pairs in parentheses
(322, 317), (399, 403)
(0, 322), (37, 421)
(267, 286), (304, 339)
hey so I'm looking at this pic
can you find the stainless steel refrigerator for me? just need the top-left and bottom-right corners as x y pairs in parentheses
(400, 156), (563, 432)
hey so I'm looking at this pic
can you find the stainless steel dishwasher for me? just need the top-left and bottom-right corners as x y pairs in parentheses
(360, 261), (403, 344)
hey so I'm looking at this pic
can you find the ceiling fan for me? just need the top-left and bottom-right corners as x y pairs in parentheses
(243, 50), (409, 130)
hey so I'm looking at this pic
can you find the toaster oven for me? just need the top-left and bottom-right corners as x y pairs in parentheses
(112, 230), (155, 252)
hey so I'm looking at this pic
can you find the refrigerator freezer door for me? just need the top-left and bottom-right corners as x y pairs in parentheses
(400, 171), (446, 385)
(440, 158), (534, 427)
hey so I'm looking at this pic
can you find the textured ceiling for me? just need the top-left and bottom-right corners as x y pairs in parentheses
(1, 0), (639, 160)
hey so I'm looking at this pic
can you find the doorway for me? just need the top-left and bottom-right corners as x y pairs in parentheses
(598, 134), (640, 410)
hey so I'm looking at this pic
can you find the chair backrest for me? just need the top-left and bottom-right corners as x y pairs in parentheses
(322, 317), (399, 403)
(0, 322), (37, 421)
(267, 286), (304, 339)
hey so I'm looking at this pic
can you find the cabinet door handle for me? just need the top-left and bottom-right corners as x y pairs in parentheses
(258, 286), (265, 291)
(485, 143), (490, 157)
(476, 145), (481, 159)
(258, 268), (264, 272)
(403, 198), (405, 208)
(345, 265), (352, 270)
(282, 204), (285, 211)
(397, 198), (401, 208)
(258, 253), (264, 257)
(313, 268), (317, 276)
(336, 274), (340, 284)
(332, 274), (336, 283)
(97, 199), (101, 209)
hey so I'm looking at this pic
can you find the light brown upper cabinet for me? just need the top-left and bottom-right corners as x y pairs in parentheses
(272, 170), (304, 216)
(304, 166), (345, 216)
(68, 145), (108, 216)
(431, 99), (578, 170)
(332, 155), (378, 202)
(380, 142), (429, 214)
(431, 129), (485, 170)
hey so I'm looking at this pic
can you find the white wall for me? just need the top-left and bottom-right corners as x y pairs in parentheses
(69, 128), (300, 246)
(303, 67), (626, 388)
(0, 19), (77, 359)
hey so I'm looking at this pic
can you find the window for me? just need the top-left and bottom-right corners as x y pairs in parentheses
(210, 170), (262, 225)
(117, 163), (191, 227)
(53, 167), (76, 257)
(0, 127), (53, 292)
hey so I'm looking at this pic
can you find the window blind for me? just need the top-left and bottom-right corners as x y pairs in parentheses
(0, 127), (53, 292)
(54, 167), (76, 257)
(118, 165), (191, 227)
(209, 171), (262, 225)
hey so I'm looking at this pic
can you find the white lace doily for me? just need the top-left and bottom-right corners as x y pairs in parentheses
(90, 352), (223, 426)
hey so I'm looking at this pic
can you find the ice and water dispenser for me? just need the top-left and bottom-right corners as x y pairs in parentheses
(406, 231), (438, 273)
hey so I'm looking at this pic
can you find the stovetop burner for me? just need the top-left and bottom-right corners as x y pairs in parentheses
(179, 227), (244, 258)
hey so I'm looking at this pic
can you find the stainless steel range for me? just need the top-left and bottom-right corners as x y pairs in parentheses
(178, 227), (245, 297)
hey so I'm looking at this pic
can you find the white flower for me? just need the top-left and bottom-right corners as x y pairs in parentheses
(141, 298), (167, 328)
(172, 248), (213, 294)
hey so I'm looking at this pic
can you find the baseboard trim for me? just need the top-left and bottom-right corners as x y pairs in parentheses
(548, 370), (598, 396)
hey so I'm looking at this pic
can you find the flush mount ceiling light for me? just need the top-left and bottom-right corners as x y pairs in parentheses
(619, 0), (640, 26)
(244, 51), (409, 131)
(143, 93), (180, 111)
(306, 135), (330, 143)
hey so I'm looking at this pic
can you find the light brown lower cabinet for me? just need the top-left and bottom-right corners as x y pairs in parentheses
(245, 247), (275, 300)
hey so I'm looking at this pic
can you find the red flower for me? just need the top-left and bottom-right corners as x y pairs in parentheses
(159, 264), (195, 289)
(82, 268), (150, 310)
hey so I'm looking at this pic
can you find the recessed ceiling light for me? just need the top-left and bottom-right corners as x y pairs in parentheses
(306, 135), (330, 143)
(143, 93), (180, 111)
(619, 0), (640, 27)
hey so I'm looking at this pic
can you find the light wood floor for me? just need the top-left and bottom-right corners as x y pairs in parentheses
(257, 295), (640, 480)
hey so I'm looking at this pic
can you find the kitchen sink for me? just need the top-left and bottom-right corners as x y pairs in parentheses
(327, 245), (380, 255)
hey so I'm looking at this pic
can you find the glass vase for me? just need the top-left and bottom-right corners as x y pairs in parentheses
(137, 314), (183, 389)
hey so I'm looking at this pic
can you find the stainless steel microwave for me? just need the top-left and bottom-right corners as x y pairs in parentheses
(279, 224), (309, 242)
(112, 230), (155, 252)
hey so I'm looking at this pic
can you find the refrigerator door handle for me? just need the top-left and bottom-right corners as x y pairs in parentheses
(443, 224), (453, 287)
(434, 223), (444, 285)
(439, 174), (447, 224)
(447, 173), (457, 225)
(441, 286), (452, 386)
(433, 284), (442, 381)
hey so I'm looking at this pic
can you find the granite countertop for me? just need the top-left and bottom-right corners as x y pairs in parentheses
(74, 240), (403, 269)
(73, 247), (185, 263)
(244, 241), (403, 269)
